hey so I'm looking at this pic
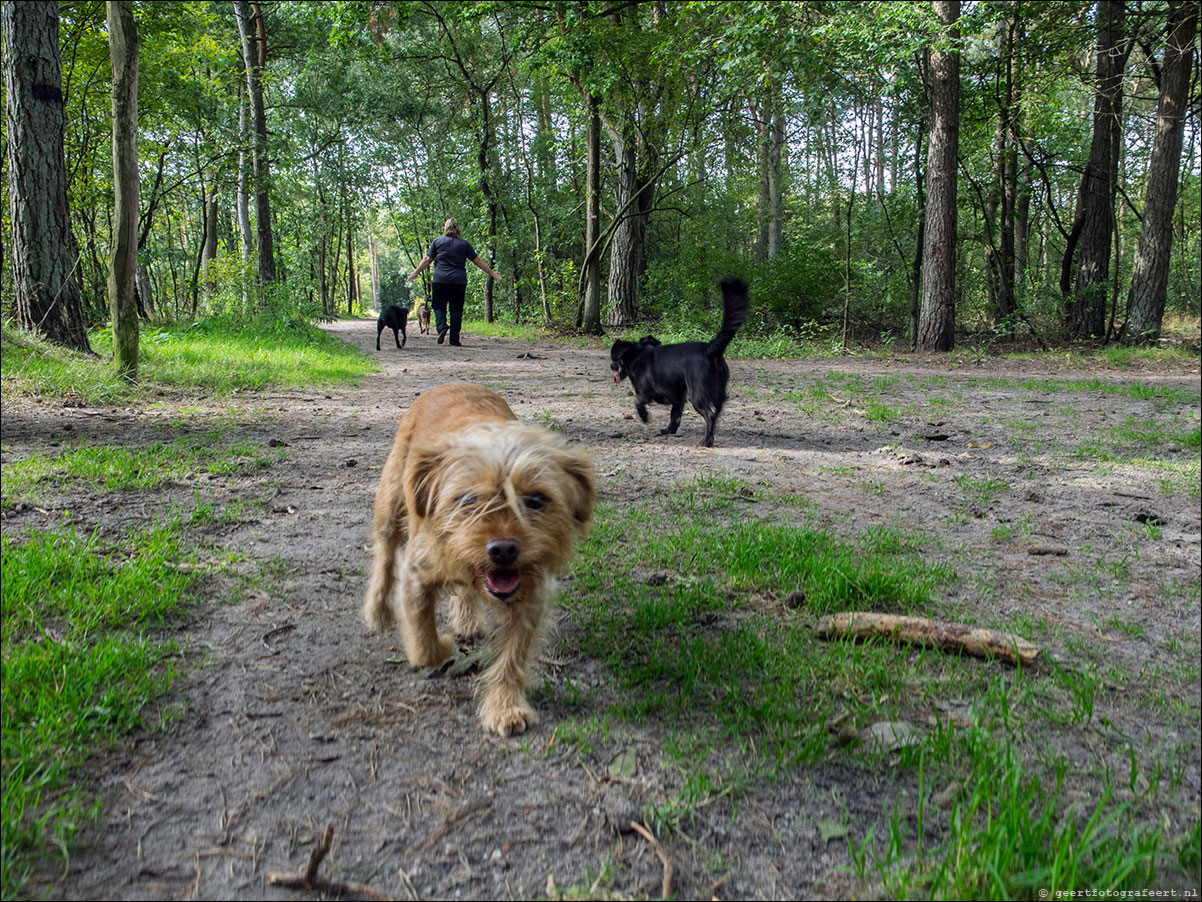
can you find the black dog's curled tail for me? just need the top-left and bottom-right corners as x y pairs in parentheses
(705, 277), (750, 359)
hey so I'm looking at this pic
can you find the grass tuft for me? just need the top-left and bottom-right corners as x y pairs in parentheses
(1, 520), (201, 897)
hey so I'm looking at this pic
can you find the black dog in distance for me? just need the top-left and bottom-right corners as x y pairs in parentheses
(610, 277), (749, 447)
(376, 305), (408, 350)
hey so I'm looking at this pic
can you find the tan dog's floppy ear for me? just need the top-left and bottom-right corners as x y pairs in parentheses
(557, 449), (595, 528)
(405, 443), (446, 520)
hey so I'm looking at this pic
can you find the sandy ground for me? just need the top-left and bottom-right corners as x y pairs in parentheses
(2, 319), (1199, 900)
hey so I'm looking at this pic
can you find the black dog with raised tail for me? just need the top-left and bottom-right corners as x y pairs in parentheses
(609, 277), (749, 447)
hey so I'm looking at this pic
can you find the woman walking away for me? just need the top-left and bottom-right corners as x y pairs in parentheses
(406, 219), (500, 347)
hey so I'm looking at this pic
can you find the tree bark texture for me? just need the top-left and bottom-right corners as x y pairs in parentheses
(752, 85), (786, 262)
(233, 0), (276, 286)
(1125, 1), (1197, 344)
(237, 88), (253, 302)
(605, 121), (644, 326)
(1063, 0), (1129, 338)
(107, 0), (139, 378)
(478, 91), (498, 323)
(986, 8), (1019, 321)
(579, 95), (603, 335)
(2, 0), (92, 351)
(917, 0), (960, 352)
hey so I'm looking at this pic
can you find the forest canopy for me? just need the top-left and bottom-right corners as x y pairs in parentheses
(2, 0), (1198, 352)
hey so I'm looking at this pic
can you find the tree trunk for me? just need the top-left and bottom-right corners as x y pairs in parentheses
(369, 233), (380, 310)
(233, 0), (276, 288)
(478, 90), (498, 323)
(2, 0), (92, 351)
(236, 87), (253, 303)
(769, 107), (785, 256)
(347, 215), (356, 315)
(1125, 1), (1197, 344)
(107, 0), (139, 378)
(987, 8), (1019, 321)
(909, 115), (926, 350)
(917, 0), (960, 352)
(605, 120), (642, 326)
(136, 263), (154, 316)
(578, 95), (603, 336)
(753, 96), (771, 262)
(1063, 0), (1130, 338)
(753, 83), (786, 260)
(201, 178), (218, 294)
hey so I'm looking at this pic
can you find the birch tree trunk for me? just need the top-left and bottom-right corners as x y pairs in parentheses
(107, 0), (139, 378)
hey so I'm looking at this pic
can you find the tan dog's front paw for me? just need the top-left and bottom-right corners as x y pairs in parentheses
(409, 633), (455, 668)
(362, 596), (393, 633)
(450, 591), (488, 641)
(480, 701), (539, 737)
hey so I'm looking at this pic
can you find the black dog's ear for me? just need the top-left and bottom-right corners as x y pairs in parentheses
(638, 335), (661, 347)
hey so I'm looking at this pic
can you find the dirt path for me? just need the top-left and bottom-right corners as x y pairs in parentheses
(5, 320), (1199, 899)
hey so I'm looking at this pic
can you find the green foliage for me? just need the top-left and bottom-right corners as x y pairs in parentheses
(15, 0), (1194, 347)
(377, 272), (412, 309)
(1, 521), (201, 897)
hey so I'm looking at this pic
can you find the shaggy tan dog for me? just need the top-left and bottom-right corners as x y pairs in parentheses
(363, 382), (595, 736)
(416, 302), (432, 334)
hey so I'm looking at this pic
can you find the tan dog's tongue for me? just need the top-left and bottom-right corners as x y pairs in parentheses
(487, 569), (520, 595)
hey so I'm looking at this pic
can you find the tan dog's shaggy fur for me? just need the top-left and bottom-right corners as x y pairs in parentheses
(363, 382), (595, 735)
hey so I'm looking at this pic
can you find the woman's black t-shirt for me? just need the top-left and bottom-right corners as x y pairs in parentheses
(428, 236), (476, 285)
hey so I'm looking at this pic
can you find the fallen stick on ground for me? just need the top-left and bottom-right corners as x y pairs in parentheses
(629, 820), (673, 899)
(266, 824), (395, 900)
(815, 612), (1039, 667)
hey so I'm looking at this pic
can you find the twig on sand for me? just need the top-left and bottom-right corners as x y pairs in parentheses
(630, 820), (673, 899)
(266, 824), (394, 900)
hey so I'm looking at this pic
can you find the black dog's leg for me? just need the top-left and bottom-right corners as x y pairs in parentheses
(376, 324), (384, 351)
(698, 399), (724, 447)
(393, 327), (403, 348)
(660, 402), (683, 436)
(635, 401), (649, 424)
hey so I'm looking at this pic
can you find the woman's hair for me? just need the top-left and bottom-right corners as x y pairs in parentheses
(443, 218), (461, 238)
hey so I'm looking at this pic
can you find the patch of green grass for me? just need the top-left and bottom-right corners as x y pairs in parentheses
(858, 720), (1174, 899)
(954, 475), (1011, 504)
(561, 508), (955, 776)
(460, 318), (548, 342)
(1, 432), (278, 508)
(1, 316), (372, 405)
(862, 399), (903, 423)
(1, 519), (202, 896)
(1004, 344), (1200, 371)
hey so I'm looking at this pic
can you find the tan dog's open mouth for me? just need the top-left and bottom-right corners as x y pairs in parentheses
(484, 568), (521, 599)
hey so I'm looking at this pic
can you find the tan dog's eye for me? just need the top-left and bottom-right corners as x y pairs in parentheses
(458, 493), (478, 507)
(524, 493), (548, 511)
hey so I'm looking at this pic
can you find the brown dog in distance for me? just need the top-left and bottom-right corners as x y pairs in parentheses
(363, 382), (595, 735)
(416, 302), (432, 334)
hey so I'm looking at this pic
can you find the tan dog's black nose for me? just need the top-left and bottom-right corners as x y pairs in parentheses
(487, 539), (520, 566)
